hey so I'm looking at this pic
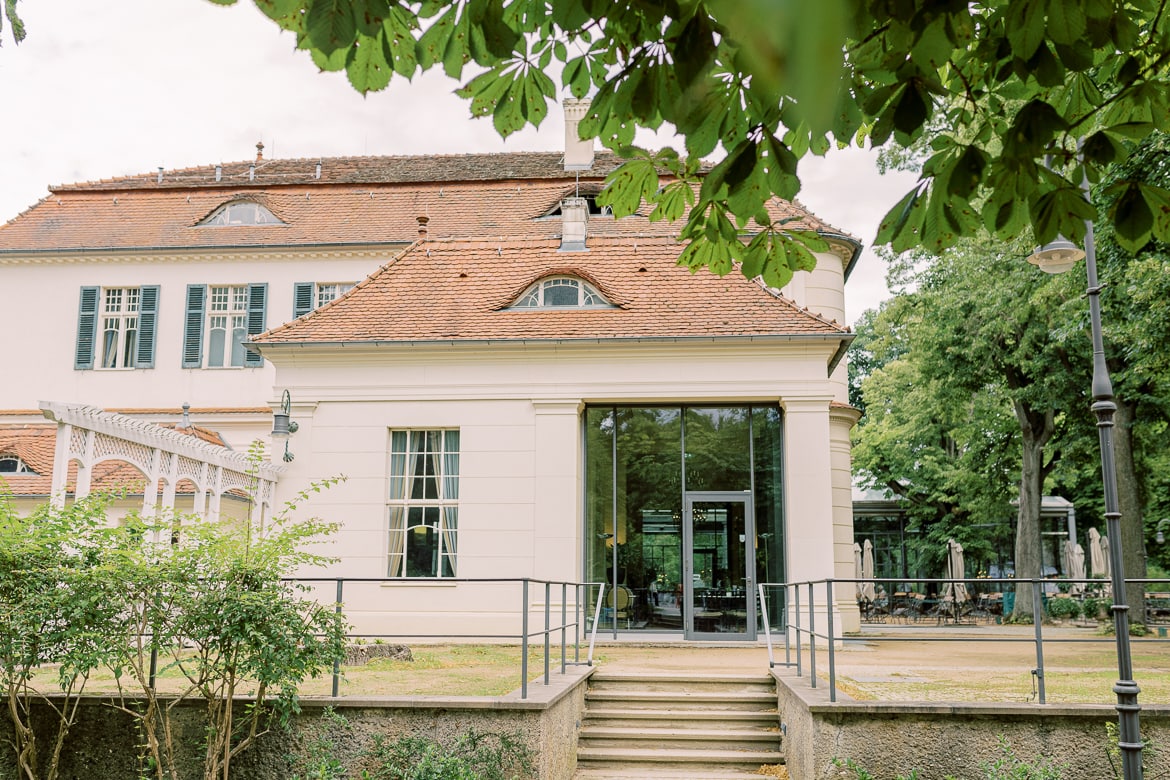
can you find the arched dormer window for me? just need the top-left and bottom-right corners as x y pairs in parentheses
(0, 455), (37, 475)
(199, 200), (283, 227)
(509, 276), (614, 309)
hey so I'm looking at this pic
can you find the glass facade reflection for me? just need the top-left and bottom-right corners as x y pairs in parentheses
(584, 405), (784, 635)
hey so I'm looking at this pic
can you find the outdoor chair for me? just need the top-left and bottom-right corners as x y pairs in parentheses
(601, 585), (634, 629)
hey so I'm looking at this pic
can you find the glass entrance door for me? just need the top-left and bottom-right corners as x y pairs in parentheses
(683, 492), (756, 640)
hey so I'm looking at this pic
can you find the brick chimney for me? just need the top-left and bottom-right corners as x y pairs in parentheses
(560, 197), (588, 251)
(563, 99), (594, 171)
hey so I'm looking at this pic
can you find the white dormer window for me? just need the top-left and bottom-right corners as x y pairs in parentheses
(199, 201), (283, 226)
(0, 456), (36, 475)
(510, 277), (613, 309)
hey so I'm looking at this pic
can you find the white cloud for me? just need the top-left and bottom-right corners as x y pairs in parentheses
(0, 0), (917, 322)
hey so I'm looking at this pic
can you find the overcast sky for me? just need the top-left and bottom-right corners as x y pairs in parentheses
(0, 0), (919, 323)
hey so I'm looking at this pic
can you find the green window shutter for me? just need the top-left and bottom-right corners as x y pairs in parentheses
(135, 285), (160, 368)
(244, 282), (267, 367)
(182, 285), (206, 368)
(294, 282), (314, 319)
(75, 287), (99, 370)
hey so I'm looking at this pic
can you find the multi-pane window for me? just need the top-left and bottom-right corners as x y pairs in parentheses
(100, 288), (140, 368)
(293, 282), (357, 318)
(207, 285), (249, 368)
(200, 201), (283, 226)
(511, 276), (612, 308)
(387, 430), (460, 578)
(0, 456), (36, 474)
(182, 283), (265, 369)
(76, 286), (158, 371)
(316, 283), (354, 308)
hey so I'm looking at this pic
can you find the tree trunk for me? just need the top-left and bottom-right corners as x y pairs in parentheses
(1012, 401), (1054, 620)
(1112, 399), (1147, 624)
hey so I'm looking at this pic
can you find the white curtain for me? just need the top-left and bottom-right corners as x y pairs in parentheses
(387, 506), (405, 577)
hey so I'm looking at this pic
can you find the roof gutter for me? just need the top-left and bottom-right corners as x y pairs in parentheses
(827, 333), (855, 375)
(0, 240), (413, 260)
(249, 331), (855, 377)
(819, 231), (864, 281)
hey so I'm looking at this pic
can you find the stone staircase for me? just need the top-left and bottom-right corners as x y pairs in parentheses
(573, 671), (784, 779)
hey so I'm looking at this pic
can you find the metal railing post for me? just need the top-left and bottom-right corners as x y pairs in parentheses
(793, 584), (802, 677)
(521, 579), (529, 700)
(544, 581), (551, 686)
(808, 582), (817, 689)
(759, 583), (775, 668)
(587, 583), (605, 665)
(332, 578), (344, 698)
(1032, 579), (1046, 704)
(561, 583), (568, 673)
(826, 579), (836, 703)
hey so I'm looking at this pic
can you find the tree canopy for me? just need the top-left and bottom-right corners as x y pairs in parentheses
(226, 0), (1170, 286)
(8, 1), (1169, 284)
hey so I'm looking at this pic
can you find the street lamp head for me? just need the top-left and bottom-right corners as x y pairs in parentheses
(1157, 519), (1169, 545)
(1026, 236), (1085, 274)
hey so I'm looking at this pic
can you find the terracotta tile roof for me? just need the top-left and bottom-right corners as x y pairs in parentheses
(254, 235), (849, 346)
(0, 423), (228, 497)
(0, 152), (842, 253)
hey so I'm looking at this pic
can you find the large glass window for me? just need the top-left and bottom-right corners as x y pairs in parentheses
(584, 405), (784, 632)
(387, 430), (460, 578)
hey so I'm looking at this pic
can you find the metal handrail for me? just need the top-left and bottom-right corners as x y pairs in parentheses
(765, 576), (1170, 704)
(287, 576), (604, 699)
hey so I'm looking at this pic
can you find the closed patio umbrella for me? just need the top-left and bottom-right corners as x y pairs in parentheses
(945, 539), (969, 604)
(1088, 528), (1107, 578)
(1070, 543), (1086, 595)
(1100, 535), (1111, 579)
(861, 539), (876, 601)
(853, 542), (864, 599)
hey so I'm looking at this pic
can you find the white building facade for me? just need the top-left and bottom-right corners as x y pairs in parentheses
(0, 117), (863, 638)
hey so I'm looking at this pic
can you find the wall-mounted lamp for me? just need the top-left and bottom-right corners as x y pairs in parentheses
(1157, 519), (1168, 545)
(271, 390), (299, 462)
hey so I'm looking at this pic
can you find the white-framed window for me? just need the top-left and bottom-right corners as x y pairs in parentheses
(76, 286), (159, 371)
(293, 282), (356, 318)
(99, 287), (140, 368)
(387, 430), (459, 578)
(510, 276), (613, 309)
(316, 282), (354, 308)
(207, 285), (249, 368)
(199, 201), (283, 226)
(0, 456), (36, 475)
(182, 283), (266, 369)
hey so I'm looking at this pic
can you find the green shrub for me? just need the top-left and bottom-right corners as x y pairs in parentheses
(364, 729), (535, 780)
(1046, 597), (1081, 620)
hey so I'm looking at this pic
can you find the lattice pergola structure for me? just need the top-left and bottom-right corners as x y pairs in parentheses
(39, 401), (283, 525)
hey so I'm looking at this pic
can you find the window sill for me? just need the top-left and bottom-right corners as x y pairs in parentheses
(380, 579), (458, 587)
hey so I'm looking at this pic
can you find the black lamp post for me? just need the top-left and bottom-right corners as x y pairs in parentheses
(1028, 208), (1144, 779)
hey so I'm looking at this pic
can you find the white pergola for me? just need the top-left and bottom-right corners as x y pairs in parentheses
(40, 401), (283, 526)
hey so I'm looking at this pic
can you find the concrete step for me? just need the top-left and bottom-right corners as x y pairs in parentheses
(575, 672), (784, 779)
(576, 745), (784, 768)
(579, 724), (779, 751)
(582, 707), (778, 729)
(574, 766), (780, 779)
(588, 672), (776, 693)
(584, 689), (777, 710)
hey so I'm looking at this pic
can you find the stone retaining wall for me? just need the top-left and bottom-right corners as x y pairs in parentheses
(0, 667), (591, 780)
(776, 669), (1170, 779)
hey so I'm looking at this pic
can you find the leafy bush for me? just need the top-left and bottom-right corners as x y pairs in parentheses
(1046, 597), (1081, 620)
(1082, 595), (1111, 620)
(364, 729), (535, 780)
